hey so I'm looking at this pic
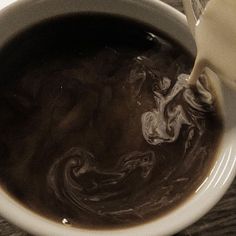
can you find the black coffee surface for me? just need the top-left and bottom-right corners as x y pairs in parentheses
(0, 15), (223, 228)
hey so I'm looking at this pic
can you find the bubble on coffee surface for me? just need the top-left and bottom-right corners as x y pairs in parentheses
(62, 218), (71, 226)
(0, 14), (222, 228)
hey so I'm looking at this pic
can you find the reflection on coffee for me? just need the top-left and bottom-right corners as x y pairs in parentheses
(0, 15), (223, 228)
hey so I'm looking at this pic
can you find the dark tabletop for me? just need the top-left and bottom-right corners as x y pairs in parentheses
(0, 0), (235, 235)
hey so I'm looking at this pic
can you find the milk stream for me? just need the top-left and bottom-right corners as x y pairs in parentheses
(189, 0), (236, 88)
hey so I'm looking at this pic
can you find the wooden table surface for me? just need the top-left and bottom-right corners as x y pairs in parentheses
(0, 0), (235, 235)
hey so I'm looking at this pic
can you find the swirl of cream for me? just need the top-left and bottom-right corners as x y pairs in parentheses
(118, 150), (156, 178)
(141, 74), (213, 145)
(47, 148), (156, 218)
(48, 148), (97, 213)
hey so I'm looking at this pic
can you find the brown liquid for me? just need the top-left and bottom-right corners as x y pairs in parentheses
(0, 14), (223, 228)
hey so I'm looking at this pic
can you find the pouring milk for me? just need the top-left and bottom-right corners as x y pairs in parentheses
(189, 0), (236, 88)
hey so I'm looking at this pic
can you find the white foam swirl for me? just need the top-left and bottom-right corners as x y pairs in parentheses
(48, 148), (156, 217)
(141, 74), (213, 145)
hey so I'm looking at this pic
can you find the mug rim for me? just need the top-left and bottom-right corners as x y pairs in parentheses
(0, 1), (235, 236)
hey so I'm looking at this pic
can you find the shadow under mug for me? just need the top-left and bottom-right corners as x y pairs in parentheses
(0, 0), (235, 236)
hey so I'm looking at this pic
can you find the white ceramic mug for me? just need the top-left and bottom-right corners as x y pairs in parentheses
(0, 1), (235, 236)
